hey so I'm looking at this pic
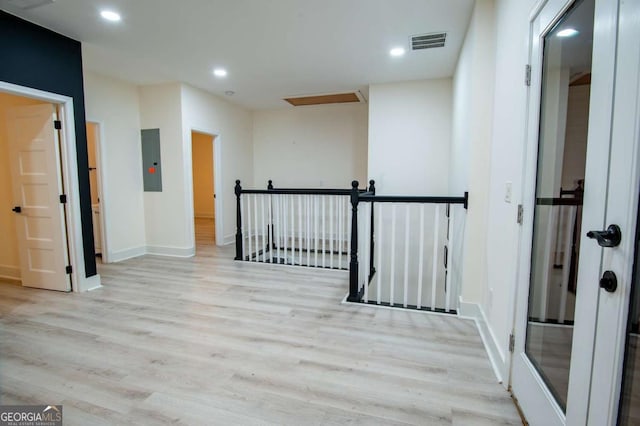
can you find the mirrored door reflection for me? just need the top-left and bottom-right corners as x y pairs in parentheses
(525, 0), (594, 411)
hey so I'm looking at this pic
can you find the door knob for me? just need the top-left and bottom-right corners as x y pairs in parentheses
(12, 206), (21, 213)
(587, 224), (621, 247)
(600, 270), (618, 292)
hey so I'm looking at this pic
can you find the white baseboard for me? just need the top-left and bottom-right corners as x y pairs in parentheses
(81, 274), (102, 292)
(146, 245), (195, 258)
(109, 246), (146, 263)
(223, 234), (235, 246)
(0, 264), (20, 281)
(458, 297), (506, 384)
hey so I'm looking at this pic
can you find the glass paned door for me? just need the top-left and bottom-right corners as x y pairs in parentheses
(525, 0), (594, 411)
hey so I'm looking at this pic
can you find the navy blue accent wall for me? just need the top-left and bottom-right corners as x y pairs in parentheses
(0, 11), (96, 278)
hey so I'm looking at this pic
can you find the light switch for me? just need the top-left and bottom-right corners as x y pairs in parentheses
(505, 181), (512, 203)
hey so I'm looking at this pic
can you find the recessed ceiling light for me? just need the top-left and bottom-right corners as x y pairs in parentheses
(390, 47), (406, 57)
(225, 91), (235, 96)
(100, 10), (121, 22)
(557, 28), (579, 37)
(213, 68), (228, 77)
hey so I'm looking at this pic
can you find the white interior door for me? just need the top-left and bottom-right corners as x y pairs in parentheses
(511, 0), (627, 424)
(7, 103), (71, 292)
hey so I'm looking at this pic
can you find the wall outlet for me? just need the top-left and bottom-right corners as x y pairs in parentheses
(504, 181), (513, 203)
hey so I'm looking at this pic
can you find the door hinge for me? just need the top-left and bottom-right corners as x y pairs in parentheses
(525, 64), (531, 86)
(60, 194), (67, 204)
(65, 265), (73, 274)
(509, 333), (515, 353)
(517, 204), (524, 224)
(54, 120), (62, 130)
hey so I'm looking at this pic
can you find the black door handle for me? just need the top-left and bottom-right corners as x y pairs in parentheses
(587, 224), (621, 247)
(12, 206), (21, 213)
(600, 270), (618, 292)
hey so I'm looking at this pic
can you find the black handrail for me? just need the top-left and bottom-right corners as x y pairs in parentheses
(359, 192), (469, 209)
(243, 188), (353, 195)
(536, 197), (583, 206)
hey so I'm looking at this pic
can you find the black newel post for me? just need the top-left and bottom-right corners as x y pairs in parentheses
(267, 180), (275, 254)
(348, 180), (360, 302)
(368, 179), (376, 280)
(234, 180), (243, 260)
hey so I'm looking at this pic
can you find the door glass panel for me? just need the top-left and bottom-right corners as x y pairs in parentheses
(619, 206), (640, 425)
(525, 0), (594, 411)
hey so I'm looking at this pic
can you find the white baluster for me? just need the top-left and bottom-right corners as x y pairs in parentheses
(417, 204), (425, 309)
(254, 194), (259, 262)
(261, 195), (267, 262)
(431, 205), (440, 310)
(298, 196), (303, 265)
(403, 205), (410, 308)
(330, 196), (334, 269)
(314, 195), (319, 267)
(246, 194), (252, 261)
(363, 202), (371, 303)
(390, 204), (396, 306)
(268, 194), (273, 263)
(283, 194), (288, 264)
(539, 206), (557, 322)
(290, 194), (295, 265)
(322, 196), (326, 268)
(445, 205), (455, 313)
(558, 205), (576, 323)
(338, 196), (343, 268)
(240, 194), (246, 261)
(306, 195), (311, 266)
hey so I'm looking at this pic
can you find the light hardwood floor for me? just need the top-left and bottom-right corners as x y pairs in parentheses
(0, 228), (522, 425)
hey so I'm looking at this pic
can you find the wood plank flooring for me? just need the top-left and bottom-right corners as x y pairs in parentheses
(0, 232), (522, 425)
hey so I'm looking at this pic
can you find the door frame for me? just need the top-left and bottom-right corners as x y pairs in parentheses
(85, 120), (110, 263)
(0, 81), (100, 292)
(186, 127), (223, 247)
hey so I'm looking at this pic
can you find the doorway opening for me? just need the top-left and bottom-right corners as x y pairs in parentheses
(191, 131), (216, 250)
(86, 122), (107, 263)
(0, 91), (71, 291)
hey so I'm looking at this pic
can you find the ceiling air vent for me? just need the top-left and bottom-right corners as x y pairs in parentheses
(411, 32), (447, 50)
(6, 0), (55, 9)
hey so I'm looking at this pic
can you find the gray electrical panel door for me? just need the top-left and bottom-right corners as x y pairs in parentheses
(141, 128), (162, 192)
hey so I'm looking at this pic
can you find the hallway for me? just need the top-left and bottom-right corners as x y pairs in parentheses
(0, 239), (521, 424)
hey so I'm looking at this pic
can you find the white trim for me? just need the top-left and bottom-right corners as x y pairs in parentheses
(458, 297), (506, 384)
(146, 245), (195, 258)
(223, 233), (235, 245)
(84, 274), (102, 291)
(85, 120), (110, 263)
(0, 81), (99, 292)
(0, 265), (20, 281)
(109, 246), (146, 263)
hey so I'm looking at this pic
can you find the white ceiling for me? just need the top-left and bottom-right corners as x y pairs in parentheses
(1, 0), (475, 109)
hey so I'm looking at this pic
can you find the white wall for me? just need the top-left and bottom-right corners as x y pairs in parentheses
(482, 0), (538, 382)
(252, 103), (368, 189)
(453, 0), (497, 314)
(83, 72), (147, 261)
(138, 83), (192, 256)
(181, 84), (254, 246)
(368, 79), (452, 195)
